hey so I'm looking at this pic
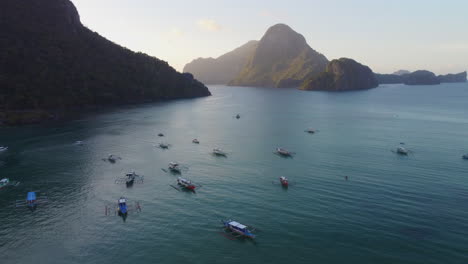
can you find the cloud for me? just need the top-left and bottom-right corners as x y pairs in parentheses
(197, 19), (222, 32)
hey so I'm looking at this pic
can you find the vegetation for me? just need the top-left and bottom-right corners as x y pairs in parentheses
(228, 24), (328, 88)
(301, 58), (378, 91)
(0, 0), (210, 124)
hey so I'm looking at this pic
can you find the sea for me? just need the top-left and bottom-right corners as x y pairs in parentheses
(0, 83), (467, 264)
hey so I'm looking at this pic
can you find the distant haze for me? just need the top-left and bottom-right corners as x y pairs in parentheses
(72, 0), (468, 74)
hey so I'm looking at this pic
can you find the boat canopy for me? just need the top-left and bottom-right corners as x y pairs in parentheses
(229, 221), (247, 230)
(27, 192), (36, 201)
(0, 178), (8, 183)
(119, 198), (126, 203)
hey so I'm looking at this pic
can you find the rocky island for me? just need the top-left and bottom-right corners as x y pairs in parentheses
(300, 58), (378, 91)
(0, 0), (210, 125)
(375, 70), (466, 85)
(228, 24), (329, 88)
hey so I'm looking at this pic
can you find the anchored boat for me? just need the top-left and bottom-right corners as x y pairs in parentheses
(177, 177), (196, 190)
(213, 148), (227, 156)
(222, 220), (256, 239)
(0, 178), (9, 189)
(118, 197), (128, 215)
(396, 146), (408, 155)
(192, 139), (200, 144)
(0, 146), (8, 152)
(276, 148), (293, 157)
(169, 162), (181, 173)
(305, 128), (316, 134)
(159, 143), (170, 149)
(463, 154), (468, 160)
(279, 176), (289, 187)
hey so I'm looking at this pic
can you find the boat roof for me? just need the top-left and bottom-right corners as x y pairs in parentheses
(229, 221), (247, 229)
(0, 178), (8, 183)
(170, 162), (179, 165)
(119, 198), (126, 203)
(27, 192), (36, 200)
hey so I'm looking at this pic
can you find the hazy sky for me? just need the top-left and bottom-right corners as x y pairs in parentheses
(72, 0), (468, 74)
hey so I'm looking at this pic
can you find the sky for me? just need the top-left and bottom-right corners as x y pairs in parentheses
(72, 0), (468, 74)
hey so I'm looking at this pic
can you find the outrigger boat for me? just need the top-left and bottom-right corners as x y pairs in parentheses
(15, 191), (48, 209)
(118, 197), (128, 216)
(115, 171), (144, 185)
(463, 154), (468, 160)
(158, 133), (164, 137)
(168, 162), (181, 173)
(0, 146), (8, 152)
(177, 177), (196, 190)
(279, 176), (289, 187)
(158, 143), (170, 149)
(305, 128), (316, 134)
(192, 139), (200, 144)
(74, 141), (84, 146)
(213, 148), (227, 156)
(105, 154), (121, 163)
(235, 114), (240, 119)
(276, 148), (294, 157)
(105, 197), (141, 220)
(0, 178), (10, 189)
(396, 146), (409, 155)
(221, 220), (256, 239)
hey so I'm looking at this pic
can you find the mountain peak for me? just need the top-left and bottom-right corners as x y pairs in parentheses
(229, 24), (328, 88)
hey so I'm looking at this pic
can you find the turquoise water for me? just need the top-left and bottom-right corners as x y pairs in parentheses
(1, 83), (468, 264)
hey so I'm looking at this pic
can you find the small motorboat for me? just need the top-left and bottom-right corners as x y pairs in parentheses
(463, 154), (468, 160)
(276, 148), (293, 157)
(222, 220), (256, 239)
(279, 176), (289, 187)
(0, 146), (8, 152)
(192, 139), (200, 144)
(396, 146), (408, 155)
(235, 114), (240, 119)
(177, 177), (196, 190)
(158, 133), (164, 137)
(107, 154), (117, 163)
(305, 128), (316, 134)
(159, 143), (170, 149)
(169, 162), (181, 173)
(15, 191), (48, 209)
(0, 178), (9, 189)
(213, 148), (227, 156)
(118, 197), (128, 215)
(125, 171), (137, 186)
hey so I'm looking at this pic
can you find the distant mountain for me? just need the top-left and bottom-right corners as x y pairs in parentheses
(437, 71), (467, 83)
(228, 24), (328, 88)
(0, 0), (210, 125)
(301, 58), (378, 91)
(183, 40), (258, 85)
(393, 70), (411, 75)
(376, 70), (466, 85)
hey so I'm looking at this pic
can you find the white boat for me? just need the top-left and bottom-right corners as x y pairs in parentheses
(396, 146), (408, 155)
(192, 139), (200, 144)
(222, 220), (255, 239)
(108, 154), (117, 163)
(0, 178), (9, 189)
(177, 177), (196, 190)
(169, 162), (181, 173)
(213, 148), (227, 156)
(0, 146), (8, 152)
(276, 148), (293, 156)
(74, 141), (83, 146)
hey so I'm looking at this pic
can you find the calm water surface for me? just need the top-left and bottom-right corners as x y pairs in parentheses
(1, 84), (468, 264)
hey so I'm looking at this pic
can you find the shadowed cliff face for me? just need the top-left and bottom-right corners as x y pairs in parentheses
(301, 58), (378, 91)
(183, 40), (258, 85)
(0, 0), (210, 122)
(229, 24), (328, 88)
